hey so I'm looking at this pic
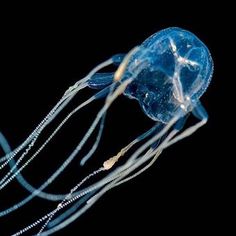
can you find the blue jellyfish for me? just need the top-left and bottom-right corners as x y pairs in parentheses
(0, 27), (213, 235)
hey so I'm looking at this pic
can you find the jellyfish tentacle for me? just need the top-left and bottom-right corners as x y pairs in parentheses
(37, 167), (104, 235)
(0, 57), (118, 190)
(0, 57), (115, 166)
(114, 150), (162, 187)
(11, 119), (178, 235)
(11, 78), (143, 235)
(114, 128), (180, 186)
(0, 77), (131, 216)
(89, 118), (179, 198)
(105, 128), (179, 189)
(163, 103), (208, 148)
(173, 114), (189, 131)
(41, 120), (166, 232)
(192, 101), (208, 120)
(63, 57), (114, 97)
(40, 150), (163, 235)
(0, 82), (84, 168)
(0, 132), (11, 156)
(80, 114), (106, 166)
(0, 92), (96, 190)
(0, 84), (110, 191)
(114, 47), (139, 81)
(0, 89), (75, 165)
(102, 123), (161, 170)
(0, 119), (107, 202)
(112, 53), (126, 66)
(47, 190), (96, 229)
(86, 118), (179, 207)
(88, 72), (114, 89)
(11, 174), (105, 236)
(126, 116), (179, 165)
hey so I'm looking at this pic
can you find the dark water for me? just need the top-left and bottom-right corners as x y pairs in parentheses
(0, 4), (232, 236)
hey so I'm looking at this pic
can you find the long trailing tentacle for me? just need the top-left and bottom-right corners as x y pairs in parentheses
(47, 190), (96, 229)
(0, 77), (90, 166)
(0, 57), (115, 190)
(0, 116), (106, 202)
(37, 124), (163, 232)
(10, 98), (190, 236)
(0, 71), (134, 218)
(0, 88), (106, 190)
(11, 115), (179, 236)
(36, 167), (104, 235)
(0, 89), (107, 216)
(0, 57), (114, 166)
(44, 117), (188, 234)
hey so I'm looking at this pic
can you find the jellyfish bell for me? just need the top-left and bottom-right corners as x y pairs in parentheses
(123, 27), (214, 123)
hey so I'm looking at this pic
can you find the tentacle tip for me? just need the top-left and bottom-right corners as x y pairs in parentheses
(80, 160), (85, 167)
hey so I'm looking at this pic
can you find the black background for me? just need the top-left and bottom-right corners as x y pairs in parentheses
(0, 3), (233, 236)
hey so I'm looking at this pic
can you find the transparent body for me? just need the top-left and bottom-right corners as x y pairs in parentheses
(0, 27), (213, 235)
(124, 27), (213, 122)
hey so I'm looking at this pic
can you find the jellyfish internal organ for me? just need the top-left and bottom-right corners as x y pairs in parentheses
(0, 27), (213, 235)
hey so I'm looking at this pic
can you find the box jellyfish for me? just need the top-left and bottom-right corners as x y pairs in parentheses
(0, 27), (213, 235)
